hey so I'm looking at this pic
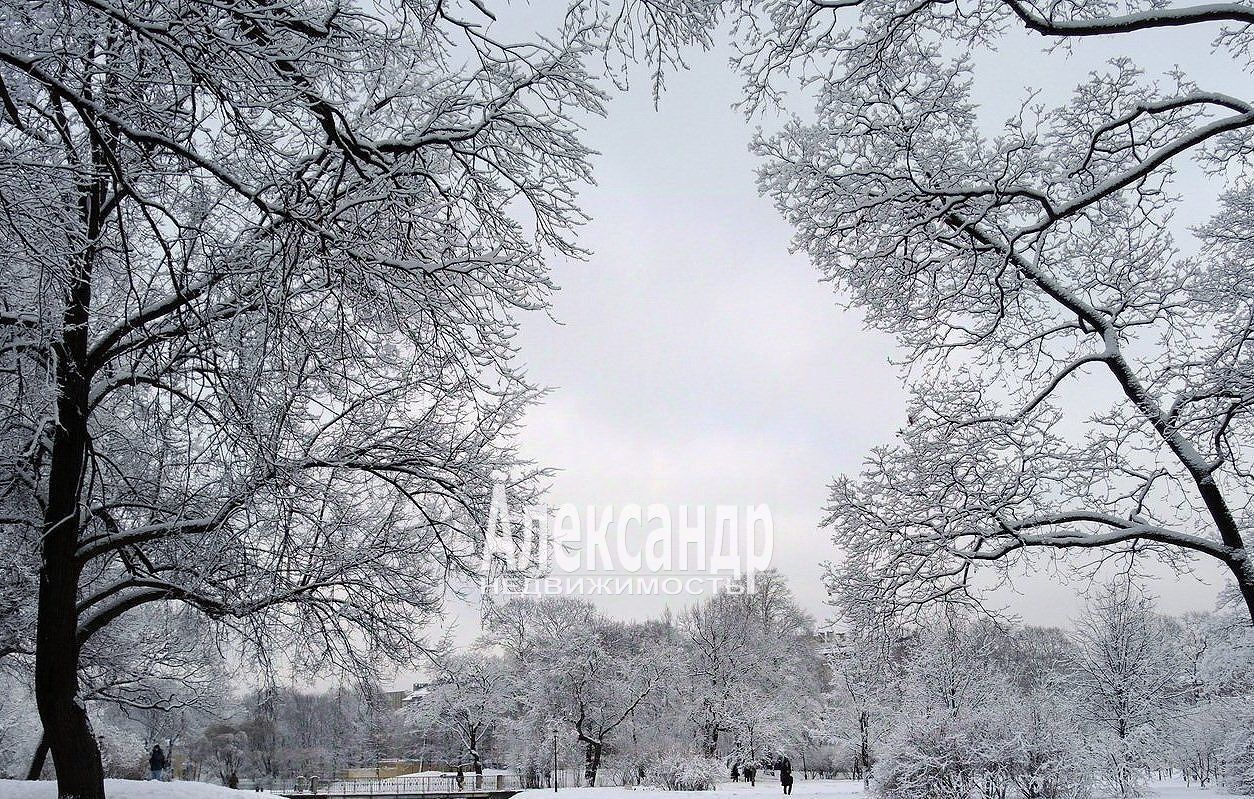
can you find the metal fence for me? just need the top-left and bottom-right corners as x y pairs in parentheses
(267, 773), (527, 797)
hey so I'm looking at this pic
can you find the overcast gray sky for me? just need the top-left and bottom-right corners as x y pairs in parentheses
(429, 14), (1240, 655)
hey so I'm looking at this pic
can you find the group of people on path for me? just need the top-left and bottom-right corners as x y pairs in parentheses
(731, 756), (793, 795)
(730, 761), (756, 786)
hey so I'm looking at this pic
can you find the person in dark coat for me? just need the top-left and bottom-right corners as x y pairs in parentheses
(149, 745), (167, 781)
(228, 770), (239, 790)
(744, 764), (757, 786)
(732, 763), (740, 783)
(779, 757), (793, 796)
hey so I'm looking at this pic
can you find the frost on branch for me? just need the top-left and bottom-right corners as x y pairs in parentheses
(0, 0), (623, 790)
(734, 0), (1254, 621)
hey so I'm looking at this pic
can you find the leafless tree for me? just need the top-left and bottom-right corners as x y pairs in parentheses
(0, 0), (639, 792)
(408, 653), (516, 773)
(1070, 582), (1186, 797)
(680, 573), (821, 759)
(824, 625), (907, 788)
(482, 595), (601, 662)
(520, 604), (673, 786)
(719, 0), (1254, 624)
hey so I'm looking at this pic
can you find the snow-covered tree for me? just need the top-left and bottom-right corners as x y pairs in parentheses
(1186, 590), (1254, 792)
(408, 653), (516, 773)
(1223, 702), (1254, 795)
(824, 626), (906, 788)
(527, 612), (675, 785)
(728, 683), (821, 770)
(1070, 583), (1186, 797)
(7, 600), (226, 779)
(192, 723), (250, 786)
(680, 572), (823, 760)
(1171, 701), (1226, 788)
(875, 615), (1093, 799)
(483, 596), (602, 662)
(0, 0), (664, 791)
(717, 0), (1254, 625)
(483, 579), (824, 784)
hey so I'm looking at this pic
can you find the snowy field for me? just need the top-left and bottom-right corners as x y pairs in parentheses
(0, 780), (246, 799)
(0, 778), (1241, 799)
(516, 779), (1243, 799)
(515, 781), (865, 799)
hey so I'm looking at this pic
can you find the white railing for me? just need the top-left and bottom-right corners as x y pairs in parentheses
(280, 774), (525, 797)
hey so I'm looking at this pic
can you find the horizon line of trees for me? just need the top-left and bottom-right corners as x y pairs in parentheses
(0, 572), (829, 787)
(4, 572), (1250, 799)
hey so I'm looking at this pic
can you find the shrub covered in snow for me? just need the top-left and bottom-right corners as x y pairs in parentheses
(873, 619), (1096, 799)
(648, 754), (723, 791)
(1221, 702), (1254, 795)
(875, 706), (1095, 799)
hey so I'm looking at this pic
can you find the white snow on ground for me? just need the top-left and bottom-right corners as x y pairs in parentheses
(0, 779), (265, 799)
(514, 779), (861, 799)
(516, 777), (1240, 799)
(1148, 777), (1243, 799)
(0, 777), (1240, 799)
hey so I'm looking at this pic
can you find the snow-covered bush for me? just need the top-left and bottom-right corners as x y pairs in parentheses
(94, 720), (146, 780)
(874, 617), (1097, 799)
(649, 754), (723, 791)
(1003, 688), (1094, 799)
(1171, 701), (1226, 787)
(875, 695), (1095, 799)
(1221, 702), (1254, 795)
(875, 717), (981, 799)
(875, 619), (1012, 799)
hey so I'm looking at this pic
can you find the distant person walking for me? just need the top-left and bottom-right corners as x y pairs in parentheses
(732, 763), (740, 783)
(779, 757), (793, 796)
(744, 764), (757, 787)
(149, 745), (167, 781)
(228, 770), (239, 790)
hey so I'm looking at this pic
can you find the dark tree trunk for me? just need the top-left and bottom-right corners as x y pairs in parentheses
(859, 709), (871, 789)
(1226, 558), (1254, 623)
(26, 733), (50, 780)
(469, 730), (482, 788)
(702, 721), (719, 757)
(35, 148), (107, 799)
(36, 337), (104, 798)
(582, 739), (601, 787)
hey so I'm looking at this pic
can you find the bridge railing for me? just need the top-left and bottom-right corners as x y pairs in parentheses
(284, 773), (527, 796)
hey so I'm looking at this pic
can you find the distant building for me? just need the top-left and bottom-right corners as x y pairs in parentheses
(382, 681), (433, 710)
(813, 627), (848, 656)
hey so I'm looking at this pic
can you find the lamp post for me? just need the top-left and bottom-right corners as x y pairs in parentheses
(552, 724), (559, 793)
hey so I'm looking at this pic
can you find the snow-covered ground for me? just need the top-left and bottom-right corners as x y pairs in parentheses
(516, 782), (862, 799)
(517, 777), (1241, 799)
(1146, 778), (1243, 799)
(0, 777), (1241, 799)
(0, 779), (252, 799)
